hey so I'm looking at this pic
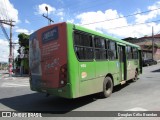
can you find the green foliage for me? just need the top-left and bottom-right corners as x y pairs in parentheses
(17, 33), (29, 54)
(22, 58), (29, 69)
(15, 57), (21, 67)
(16, 33), (29, 73)
(157, 43), (160, 48)
(18, 33), (29, 47)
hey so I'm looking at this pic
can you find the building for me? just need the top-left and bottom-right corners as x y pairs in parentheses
(123, 34), (160, 61)
(0, 62), (8, 70)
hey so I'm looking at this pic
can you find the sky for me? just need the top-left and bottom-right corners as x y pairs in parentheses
(0, 0), (160, 62)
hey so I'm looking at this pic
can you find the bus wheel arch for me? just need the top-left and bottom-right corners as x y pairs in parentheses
(105, 73), (114, 86)
(101, 74), (114, 98)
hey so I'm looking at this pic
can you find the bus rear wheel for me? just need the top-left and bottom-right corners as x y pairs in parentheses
(101, 77), (113, 98)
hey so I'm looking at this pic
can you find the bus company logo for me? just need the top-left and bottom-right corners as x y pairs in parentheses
(42, 26), (59, 44)
(81, 64), (86, 68)
(81, 72), (87, 78)
(2, 112), (11, 117)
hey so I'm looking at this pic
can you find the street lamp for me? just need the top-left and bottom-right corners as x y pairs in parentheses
(45, 6), (49, 25)
(42, 6), (54, 25)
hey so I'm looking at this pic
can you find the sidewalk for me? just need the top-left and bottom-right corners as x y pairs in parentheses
(0, 73), (29, 80)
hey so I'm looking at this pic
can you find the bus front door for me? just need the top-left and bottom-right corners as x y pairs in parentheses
(118, 45), (127, 81)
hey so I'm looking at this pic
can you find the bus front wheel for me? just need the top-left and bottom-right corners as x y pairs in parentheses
(101, 77), (113, 98)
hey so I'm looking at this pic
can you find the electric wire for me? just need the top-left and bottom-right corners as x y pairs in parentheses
(106, 19), (160, 30)
(3, 0), (9, 20)
(82, 7), (160, 26)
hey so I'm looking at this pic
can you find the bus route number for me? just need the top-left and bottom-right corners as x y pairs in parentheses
(81, 64), (86, 68)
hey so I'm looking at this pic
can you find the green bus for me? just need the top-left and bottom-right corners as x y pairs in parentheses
(29, 22), (142, 99)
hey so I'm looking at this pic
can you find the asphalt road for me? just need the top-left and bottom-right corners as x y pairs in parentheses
(0, 63), (160, 119)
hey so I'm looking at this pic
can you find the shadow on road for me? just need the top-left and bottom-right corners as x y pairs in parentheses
(0, 80), (135, 113)
(113, 80), (134, 93)
(152, 69), (160, 72)
(0, 93), (97, 113)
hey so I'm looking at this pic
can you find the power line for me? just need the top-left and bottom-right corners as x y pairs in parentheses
(82, 7), (160, 26)
(3, 0), (9, 20)
(107, 19), (160, 30)
(0, 20), (10, 41)
(0, 0), (9, 20)
(0, 7), (6, 20)
(155, 29), (160, 35)
(25, 7), (160, 24)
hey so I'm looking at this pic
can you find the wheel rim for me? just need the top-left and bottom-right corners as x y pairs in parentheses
(106, 80), (112, 94)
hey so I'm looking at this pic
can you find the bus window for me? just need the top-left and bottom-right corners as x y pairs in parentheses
(133, 48), (138, 59)
(94, 37), (105, 48)
(126, 46), (133, 59)
(74, 33), (92, 47)
(74, 32), (94, 60)
(108, 41), (117, 60)
(94, 37), (107, 60)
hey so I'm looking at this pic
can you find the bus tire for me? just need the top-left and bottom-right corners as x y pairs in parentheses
(101, 77), (113, 98)
(132, 70), (138, 82)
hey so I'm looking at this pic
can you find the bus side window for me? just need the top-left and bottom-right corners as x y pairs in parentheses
(75, 47), (84, 59)
(94, 37), (107, 60)
(108, 41), (117, 60)
(126, 46), (133, 59)
(74, 32), (94, 60)
(133, 48), (138, 59)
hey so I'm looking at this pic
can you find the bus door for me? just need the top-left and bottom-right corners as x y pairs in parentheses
(118, 45), (127, 81)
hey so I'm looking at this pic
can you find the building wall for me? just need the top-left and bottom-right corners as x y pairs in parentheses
(154, 48), (160, 60)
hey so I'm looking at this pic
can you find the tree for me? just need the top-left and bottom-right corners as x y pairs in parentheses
(17, 33), (29, 54)
(17, 33), (29, 74)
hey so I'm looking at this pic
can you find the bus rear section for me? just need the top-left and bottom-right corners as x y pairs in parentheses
(29, 22), (72, 98)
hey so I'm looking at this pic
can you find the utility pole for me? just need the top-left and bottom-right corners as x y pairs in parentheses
(152, 26), (154, 60)
(9, 20), (13, 77)
(42, 6), (54, 25)
(0, 19), (15, 77)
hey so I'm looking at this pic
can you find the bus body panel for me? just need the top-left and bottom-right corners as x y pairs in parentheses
(95, 61), (108, 78)
(39, 23), (67, 88)
(107, 61), (120, 85)
(66, 23), (80, 98)
(127, 60), (139, 80)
